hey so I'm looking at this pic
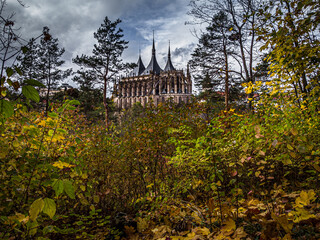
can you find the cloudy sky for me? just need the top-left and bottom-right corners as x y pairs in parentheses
(6, 0), (202, 77)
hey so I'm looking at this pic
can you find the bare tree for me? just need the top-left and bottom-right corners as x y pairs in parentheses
(189, 0), (263, 108)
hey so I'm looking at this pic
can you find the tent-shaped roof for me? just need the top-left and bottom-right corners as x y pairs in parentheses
(129, 55), (145, 77)
(164, 42), (175, 71)
(142, 35), (162, 75)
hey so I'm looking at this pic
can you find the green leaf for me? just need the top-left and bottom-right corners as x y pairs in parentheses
(67, 99), (80, 105)
(21, 46), (29, 53)
(0, 99), (14, 119)
(66, 105), (77, 110)
(75, 137), (82, 144)
(63, 99), (80, 111)
(27, 220), (39, 236)
(1, 87), (6, 97)
(43, 198), (56, 219)
(7, 78), (13, 86)
(52, 179), (64, 197)
(15, 67), (23, 76)
(43, 225), (55, 234)
(6, 67), (14, 77)
(63, 180), (75, 199)
(57, 128), (67, 134)
(22, 85), (40, 102)
(48, 112), (59, 118)
(287, 144), (294, 151)
(12, 81), (20, 91)
(24, 79), (45, 87)
(29, 198), (44, 221)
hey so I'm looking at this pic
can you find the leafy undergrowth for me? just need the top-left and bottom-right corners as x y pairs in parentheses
(0, 95), (320, 239)
(122, 189), (320, 240)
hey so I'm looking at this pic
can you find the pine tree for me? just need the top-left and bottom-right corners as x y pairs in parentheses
(17, 27), (71, 114)
(73, 17), (128, 126)
(189, 11), (236, 110)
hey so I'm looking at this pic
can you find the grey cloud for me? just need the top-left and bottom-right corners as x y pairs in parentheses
(172, 43), (196, 58)
(5, 0), (200, 75)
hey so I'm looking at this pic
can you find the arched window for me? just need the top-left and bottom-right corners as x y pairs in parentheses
(171, 78), (175, 93)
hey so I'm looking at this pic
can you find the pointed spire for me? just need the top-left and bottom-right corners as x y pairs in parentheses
(129, 44), (145, 77)
(139, 41), (141, 57)
(142, 31), (162, 75)
(164, 40), (175, 72)
(152, 30), (155, 56)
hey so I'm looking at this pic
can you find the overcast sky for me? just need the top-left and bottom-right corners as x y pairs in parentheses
(6, 0), (202, 77)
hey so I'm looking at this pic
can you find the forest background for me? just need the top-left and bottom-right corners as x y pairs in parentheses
(0, 0), (319, 239)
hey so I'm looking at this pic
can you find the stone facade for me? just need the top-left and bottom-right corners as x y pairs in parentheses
(113, 39), (192, 109)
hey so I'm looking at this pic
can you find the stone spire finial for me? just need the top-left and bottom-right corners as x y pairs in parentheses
(139, 41), (141, 57)
(142, 31), (162, 75)
(152, 30), (155, 56)
(164, 40), (175, 71)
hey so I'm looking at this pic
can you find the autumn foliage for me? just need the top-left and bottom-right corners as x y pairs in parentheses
(0, 89), (319, 239)
(1, 0), (320, 239)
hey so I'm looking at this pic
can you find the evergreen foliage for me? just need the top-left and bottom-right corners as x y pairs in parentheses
(73, 17), (128, 125)
(16, 27), (72, 114)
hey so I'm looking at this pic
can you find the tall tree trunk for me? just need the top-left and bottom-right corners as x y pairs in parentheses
(223, 44), (229, 111)
(45, 57), (51, 116)
(103, 76), (109, 127)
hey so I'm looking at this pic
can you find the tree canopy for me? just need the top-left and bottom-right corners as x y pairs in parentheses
(73, 17), (128, 125)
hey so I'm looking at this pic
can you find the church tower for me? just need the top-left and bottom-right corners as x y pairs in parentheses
(142, 32), (162, 75)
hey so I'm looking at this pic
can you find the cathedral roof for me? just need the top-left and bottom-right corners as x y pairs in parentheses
(164, 42), (175, 71)
(129, 55), (145, 77)
(142, 36), (162, 75)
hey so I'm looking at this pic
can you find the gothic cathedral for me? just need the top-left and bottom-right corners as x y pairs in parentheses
(113, 37), (192, 109)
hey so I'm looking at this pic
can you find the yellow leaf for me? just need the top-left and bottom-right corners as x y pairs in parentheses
(81, 173), (88, 179)
(7, 213), (29, 225)
(214, 232), (232, 240)
(193, 227), (210, 236)
(191, 211), (202, 224)
(290, 207), (316, 223)
(186, 232), (196, 239)
(287, 144), (294, 150)
(270, 87), (279, 95)
(52, 161), (75, 169)
(93, 195), (100, 204)
(170, 236), (186, 240)
(248, 199), (260, 206)
(282, 233), (293, 240)
(221, 218), (236, 236)
(152, 225), (171, 239)
(29, 198), (44, 221)
(271, 213), (293, 233)
(282, 158), (292, 165)
(295, 190), (315, 207)
(259, 150), (266, 156)
(137, 217), (149, 232)
(291, 128), (298, 136)
(312, 164), (320, 172)
(289, 152), (296, 158)
(232, 227), (247, 240)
